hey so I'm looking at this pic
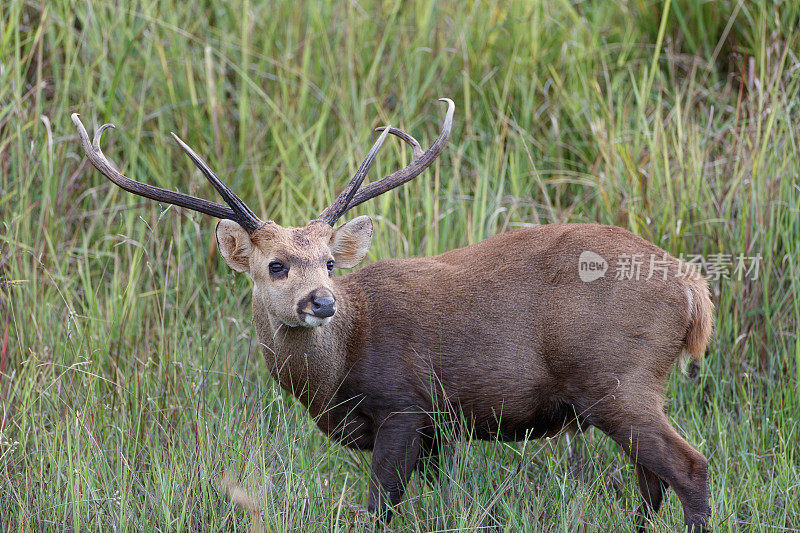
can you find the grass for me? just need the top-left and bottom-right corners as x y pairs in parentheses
(1, 0), (799, 530)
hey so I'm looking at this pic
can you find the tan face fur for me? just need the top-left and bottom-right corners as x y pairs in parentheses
(216, 216), (373, 328)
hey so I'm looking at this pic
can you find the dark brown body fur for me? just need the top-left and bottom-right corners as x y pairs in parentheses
(254, 223), (713, 531)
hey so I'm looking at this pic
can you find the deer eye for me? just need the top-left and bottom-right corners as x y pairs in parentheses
(269, 261), (286, 274)
(326, 260), (335, 271)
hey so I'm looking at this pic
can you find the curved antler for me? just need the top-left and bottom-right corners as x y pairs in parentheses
(71, 114), (266, 233)
(348, 98), (454, 211)
(316, 98), (455, 226)
(316, 125), (391, 225)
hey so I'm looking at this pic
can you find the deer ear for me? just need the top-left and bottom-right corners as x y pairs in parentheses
(329, 215), (373, 269)
(216, 220), (253, 273)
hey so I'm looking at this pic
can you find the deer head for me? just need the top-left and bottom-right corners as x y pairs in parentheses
(72, 99), (454, 328)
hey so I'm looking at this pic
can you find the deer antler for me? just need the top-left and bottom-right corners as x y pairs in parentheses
(316, 125), (391, 226)
(317, 98), (454, 225)
(71, 114), (266, 233)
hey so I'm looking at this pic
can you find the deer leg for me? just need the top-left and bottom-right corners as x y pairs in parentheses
(418, 436), (442, 486)
(367, 416), (423, 523)
(634, 462), (668, 531)
(594, 406), (710, 532)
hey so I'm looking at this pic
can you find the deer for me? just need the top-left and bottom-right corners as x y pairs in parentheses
(72, 99), (713, 531)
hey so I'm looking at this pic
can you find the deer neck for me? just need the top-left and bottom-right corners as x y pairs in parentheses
(252, 279), (363, 416)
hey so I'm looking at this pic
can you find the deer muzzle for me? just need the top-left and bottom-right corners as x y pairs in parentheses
(298, 289), (336, 326)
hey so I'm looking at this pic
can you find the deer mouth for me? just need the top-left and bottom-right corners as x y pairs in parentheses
(300, 313), (332, 327)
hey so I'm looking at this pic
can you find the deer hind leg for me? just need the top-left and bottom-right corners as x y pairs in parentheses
(417, 435), (442, 486)
(591, 404), (710, 532)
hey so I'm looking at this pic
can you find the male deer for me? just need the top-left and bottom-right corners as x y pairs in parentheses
(72, 99), (712, 531)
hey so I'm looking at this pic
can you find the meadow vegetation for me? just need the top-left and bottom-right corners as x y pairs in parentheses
(1, 0), (798, 530)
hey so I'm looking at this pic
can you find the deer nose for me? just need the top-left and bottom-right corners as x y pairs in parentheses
(310, 295), (336, 318)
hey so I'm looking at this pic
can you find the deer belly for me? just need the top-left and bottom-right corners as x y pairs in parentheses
(465, 398), (577, 441)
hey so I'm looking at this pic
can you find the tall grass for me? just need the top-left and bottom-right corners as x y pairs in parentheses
(1, 0), (798, 531)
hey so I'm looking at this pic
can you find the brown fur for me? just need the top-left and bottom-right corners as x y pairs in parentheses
(218, 220), (714, 531)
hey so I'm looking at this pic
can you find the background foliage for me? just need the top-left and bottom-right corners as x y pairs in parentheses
(1, 0), (798, 530)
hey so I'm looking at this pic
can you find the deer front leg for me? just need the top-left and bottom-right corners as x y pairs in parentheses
(367, 415), (423, 523)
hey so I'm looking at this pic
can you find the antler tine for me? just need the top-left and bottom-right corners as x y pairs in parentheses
(317, 125), (392, 226)
(170, 133), (266, 233)
(347, 98), (454, 211)
(72, 114), (266, 233)
(373, 126), (424, 159)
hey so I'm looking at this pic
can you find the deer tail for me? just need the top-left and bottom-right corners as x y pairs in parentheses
(680, 275), (714, 376)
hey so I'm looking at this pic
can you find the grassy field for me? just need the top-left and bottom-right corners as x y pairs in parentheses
(1, 0), (799, 530)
